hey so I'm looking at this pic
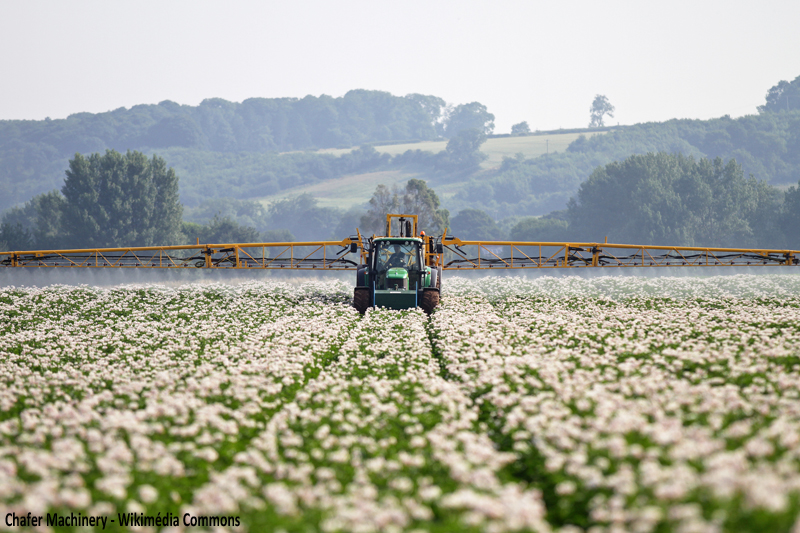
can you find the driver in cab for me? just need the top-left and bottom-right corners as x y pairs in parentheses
(386, 244), (407, 269)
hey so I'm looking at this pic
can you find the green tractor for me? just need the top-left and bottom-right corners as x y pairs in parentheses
(353, 214), (442, 314)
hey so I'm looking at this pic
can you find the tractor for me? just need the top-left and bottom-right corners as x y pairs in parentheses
(353, 214), (442, 314)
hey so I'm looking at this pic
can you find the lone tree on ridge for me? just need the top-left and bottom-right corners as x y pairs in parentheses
(589, 95), (615, 127)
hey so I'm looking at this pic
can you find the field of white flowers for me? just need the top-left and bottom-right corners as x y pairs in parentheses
(1, 274), (800, 532)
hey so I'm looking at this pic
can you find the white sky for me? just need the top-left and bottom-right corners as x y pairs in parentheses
(1, 0), (799, 133)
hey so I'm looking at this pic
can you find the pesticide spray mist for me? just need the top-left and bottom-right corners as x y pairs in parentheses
(0, 267), (353, 289)
(0, 265), (797, 287)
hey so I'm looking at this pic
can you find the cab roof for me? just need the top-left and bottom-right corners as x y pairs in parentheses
(374, 237), (422, 243)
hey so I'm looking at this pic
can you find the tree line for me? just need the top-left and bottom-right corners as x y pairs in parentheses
(162, 75), (785, 222)
(1, 151), (184, 251)
(0, 126), (492, 251)
(0, 77), (800, 220)
(0, 149), (454, 251)
(164, 127), (490, 207)
(4, 75), (800, 250)
(0, 150), (300, 251)
(451, 152), (800, 250)
(452, 75), (800, 218)
(7, 148), (800, 254)
(0, 90), (495, 212)
(454, 109), (800, 218)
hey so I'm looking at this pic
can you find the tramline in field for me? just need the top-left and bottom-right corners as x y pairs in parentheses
(2, 213), (800, 313)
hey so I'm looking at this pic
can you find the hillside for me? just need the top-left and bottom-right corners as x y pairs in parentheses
(262, 131), (602, 211)
(317, 131), (603, 169)
(0, 90), (448, 211)
(164, 109), (800, 221)
(454, 111), (800, 217)
(262, 109), (800, 220)
(3, 77), (800, 238)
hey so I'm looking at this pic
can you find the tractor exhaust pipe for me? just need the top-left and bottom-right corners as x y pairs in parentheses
(398, 217), (406, 237)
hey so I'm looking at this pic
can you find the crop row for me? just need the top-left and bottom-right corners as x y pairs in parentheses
(432, 275), (800, 532)
(1, 275), (800, 532)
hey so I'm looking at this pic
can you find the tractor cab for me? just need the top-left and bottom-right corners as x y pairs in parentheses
(353, 215), (441, 314)
(374, 239), (421, 290)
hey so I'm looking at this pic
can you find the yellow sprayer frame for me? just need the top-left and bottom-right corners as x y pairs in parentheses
(438, 235), (799, 269)
(2, 220), (799, 271)
(384, 214), (418, 238)
(0, 238), (362, 270)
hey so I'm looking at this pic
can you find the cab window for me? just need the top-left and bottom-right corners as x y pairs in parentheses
(375, 241), (419, 271)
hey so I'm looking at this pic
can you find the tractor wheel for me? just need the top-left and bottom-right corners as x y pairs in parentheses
(353, 287), (370, 315)
(420, 288), (440, 315)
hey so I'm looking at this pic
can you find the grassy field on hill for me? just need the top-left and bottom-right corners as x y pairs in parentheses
(263, 131), (603, 210)
(256, 169), (421, 210)
(319, 131), (604, 169)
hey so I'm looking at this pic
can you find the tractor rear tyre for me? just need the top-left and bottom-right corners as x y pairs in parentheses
(354, 287), (370, 315)
(420, 288), (440, 315)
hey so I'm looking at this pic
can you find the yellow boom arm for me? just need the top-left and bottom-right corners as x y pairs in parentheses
(2, 234), (798, 271)
(0, 238), (362, 270)
(439, 236), (800, 269)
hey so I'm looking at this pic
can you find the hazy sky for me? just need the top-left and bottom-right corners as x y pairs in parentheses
(2, 0), (799, 133)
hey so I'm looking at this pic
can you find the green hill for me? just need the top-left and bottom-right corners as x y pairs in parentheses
(4, 76), (800, 240)
(317, 131), (602, 169)
(263, 131), (603, 211)
(259, 107), (800, 220)
(0, 90), (448, 212)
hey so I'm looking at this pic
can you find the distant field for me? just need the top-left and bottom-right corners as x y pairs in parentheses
(262, 131), (604, 209)
(319, 131), (605, 169)
(255, 169), (420, 210)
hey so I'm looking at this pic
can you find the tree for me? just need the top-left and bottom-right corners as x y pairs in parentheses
(402, 179), (449, 234)
(437, 128), (488, 172)
(0, 190), (65, 250)
(183, 215), (261, 243)
(336, 145), (391, 174)
(405, 94), (447, 131)
(361, 184), (401, 235)
(61, 150), (184, 248)
(450, 209), (503, 240)
(266, 193), (340, 241)
(758, 75), (800, 113)
(511, 121), (531, 136)
(509, 217), (569, 242)
(0, 222), (32, 252)
(184, 197), (270, 232)
(567, 152), (774, 247)
(145, 115), (206, 149)
(445, 102), (495, 137)
(333, 207), (365, 240)
(361, 180), (449, 235)
(781, 183), (800, 246)
(589, 95), (615, 127)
